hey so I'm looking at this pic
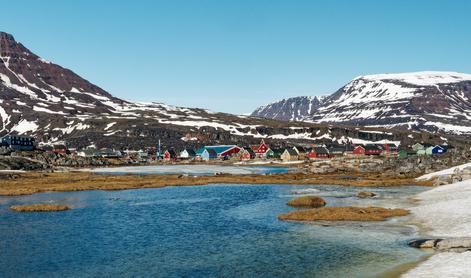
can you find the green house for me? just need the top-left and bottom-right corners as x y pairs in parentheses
(398, 150), (416, 159)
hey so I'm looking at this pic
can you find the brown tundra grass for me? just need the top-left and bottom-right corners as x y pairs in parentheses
(287, 196), (326, 208)
(10, 204), (70, 212)
(278, 206), (410, 222)
(0, 171), (432, 196)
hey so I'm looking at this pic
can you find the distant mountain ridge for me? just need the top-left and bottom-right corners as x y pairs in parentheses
(252, 96), (326, 121)
(252, 71), (471, 135)
(1, 31), (439, 149)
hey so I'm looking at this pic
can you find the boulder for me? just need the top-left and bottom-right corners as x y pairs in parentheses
(287, 196), (326, 208)
(408, 237), (471, 251)
(357, 191), (376, 198)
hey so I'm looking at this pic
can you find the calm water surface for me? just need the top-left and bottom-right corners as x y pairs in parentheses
(0, 184), (428, 278)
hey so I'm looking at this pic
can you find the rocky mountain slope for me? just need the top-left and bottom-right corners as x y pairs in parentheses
(252, 96), (325, 121)
(0, 32), (454, 149)
(252, 72), (471, 135)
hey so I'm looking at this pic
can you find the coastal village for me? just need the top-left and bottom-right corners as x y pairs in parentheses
(1, 134), (453, 165)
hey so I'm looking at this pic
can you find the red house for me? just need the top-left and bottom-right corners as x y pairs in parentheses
(364, 145), (383, 155)
(53, 144), (69, 155)
(250, 139), (269, 157)
(307, 147), (330, 159)
(240, 148), (256, 160)
(353, 146), (366, 155)
(163, 150), (177, 161)
(383, 143), (398, 155)
(219, 146), (241, 158)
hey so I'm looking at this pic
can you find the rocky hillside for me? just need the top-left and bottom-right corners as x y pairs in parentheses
(252, 72), (471, 135)
(252, 96), (325, 121)
(0, 32), (455, 149)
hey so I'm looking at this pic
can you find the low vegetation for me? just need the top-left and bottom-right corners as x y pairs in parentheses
(287, 196), (326, 208)
(10, 204), (70, 212)
(278, 206), (409, 221)
(0, 171), (433, 196)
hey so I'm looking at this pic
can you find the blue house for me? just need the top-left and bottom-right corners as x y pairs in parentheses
(431, 145), (446, 155)
(198, 148), (218, 161)
(1, 135), (36, 151)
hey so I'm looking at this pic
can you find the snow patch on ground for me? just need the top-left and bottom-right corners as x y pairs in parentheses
(416, 162), (471, 180)
(403, 175), (471, 277)
(402, 252), (471, 278)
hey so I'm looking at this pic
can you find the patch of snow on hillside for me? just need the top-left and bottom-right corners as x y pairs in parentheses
(10, 119), (39, 134)
(104, 122), (117, 130)
(359, 71), (471, 86)
(33, 106), (67, 115)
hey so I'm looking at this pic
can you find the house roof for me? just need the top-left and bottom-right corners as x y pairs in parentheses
(270, 148), (285, 155)
(165, 150), (177, 156)
(182, 149), (196, 156)
(284, 148), (298, 156)
(204, 145), (238, 155)
(206, 149), (218, 157)
(53, 144), (67, 149)
(364, 145), (382, 151)
(328, 147), (345, 153)
(313, 147), (329, 154)
(244, 147), (256, 155)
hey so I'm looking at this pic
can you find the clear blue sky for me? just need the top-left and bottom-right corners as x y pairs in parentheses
(2, 0), (471, 114)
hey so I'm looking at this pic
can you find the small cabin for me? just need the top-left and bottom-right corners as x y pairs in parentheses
(267, 148), (283, 159)
(53, 144), (69, 155)
(307, 147), (330, 159)
(250, 139), (270, 157)
(99, 149), (123, 158)
(426, 145), (446, 155)
(328, 146), (345, 157)
(179, 149), (196, 159)
(281, 148), (299, 161)
(163, 150), (177, 161)
(412, 143), (433, 152)
(398, 149), (417, 159)
(200, 149), (218, 161)
(1, 135), (36, 151)
(240, 148), (256, 160)
(77, 148), (100, 158)
(364, 145), (383, 155)
(382, 143), (398, 155)
(353, 146), (366, 155)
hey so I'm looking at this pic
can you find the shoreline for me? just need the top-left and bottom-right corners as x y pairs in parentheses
(401, 169), (471, 276)
(0, 171), (432, 196)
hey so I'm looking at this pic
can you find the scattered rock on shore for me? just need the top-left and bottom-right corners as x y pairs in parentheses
(287, 196), (326, 208)
(408, 237), (471, 251)
(278, 206), (409, 221)
(10, 204), (70, 212)
(357, 191), (376, 198)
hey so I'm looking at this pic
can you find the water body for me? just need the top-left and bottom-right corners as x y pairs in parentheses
(83, 164), (290, 176)
(0, 184), (428, 278)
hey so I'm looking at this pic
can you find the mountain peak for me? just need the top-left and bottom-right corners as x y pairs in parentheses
(355, 71), (471, 86)
(0, 31), (15, 41)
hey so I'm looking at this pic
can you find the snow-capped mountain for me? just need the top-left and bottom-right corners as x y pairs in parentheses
(251, 96), (325, 121)
(1, 31), (430, 149)
(252, 72), (471, 135)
